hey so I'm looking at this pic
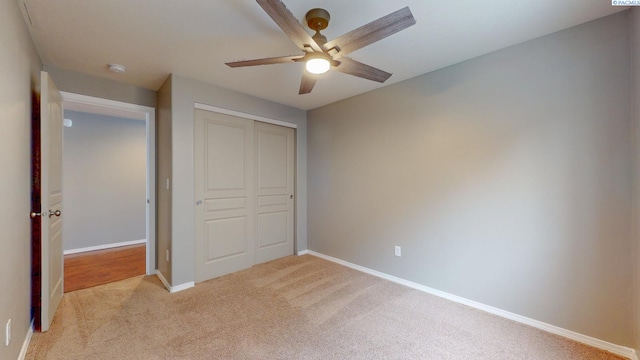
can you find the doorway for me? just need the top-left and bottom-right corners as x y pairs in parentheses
(60, 92), (156, 289)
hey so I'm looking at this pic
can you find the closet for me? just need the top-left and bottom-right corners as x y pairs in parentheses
(194, 109), (295, 282)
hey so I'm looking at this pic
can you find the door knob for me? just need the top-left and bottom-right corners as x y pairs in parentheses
(49, 210), (61, 218)
(30, 211), (48, 218)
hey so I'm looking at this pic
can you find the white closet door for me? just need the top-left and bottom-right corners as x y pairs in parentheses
(255, 122), (295, 264)
(195, 109), (255, 283)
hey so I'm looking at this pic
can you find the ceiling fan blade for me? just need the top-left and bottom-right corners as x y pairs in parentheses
(226, 55), (304, 68)
(334, 57), (392, 83)
(299, 70), (318, 94)
(324, 7), (416, 59)
(257, 0), (323, 53)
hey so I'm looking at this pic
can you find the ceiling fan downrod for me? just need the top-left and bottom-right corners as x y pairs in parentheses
(306, 8), (330, 45)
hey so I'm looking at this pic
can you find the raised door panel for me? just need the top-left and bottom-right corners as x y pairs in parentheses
(206, 216), (248, 260)
(257, 131), (288, 190)
(257, 211), (288, 249)
(206, 123), (246, 190)
(48, 211), (63, 303)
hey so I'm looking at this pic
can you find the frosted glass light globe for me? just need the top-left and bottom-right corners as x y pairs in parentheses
(306, 58), (330, 74)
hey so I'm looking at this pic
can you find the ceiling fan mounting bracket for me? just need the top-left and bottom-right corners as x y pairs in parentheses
(326, 46), (341, 56)
(305, 8), (330, 31)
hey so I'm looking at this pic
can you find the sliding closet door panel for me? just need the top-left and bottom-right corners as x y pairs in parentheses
(255, 122), (295, 264)
(195, 109), (255, 283)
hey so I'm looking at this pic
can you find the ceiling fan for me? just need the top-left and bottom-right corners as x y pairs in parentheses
(225, 0), (416, 94)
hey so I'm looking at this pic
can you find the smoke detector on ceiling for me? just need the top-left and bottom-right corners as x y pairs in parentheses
(108, 63), (126, 74)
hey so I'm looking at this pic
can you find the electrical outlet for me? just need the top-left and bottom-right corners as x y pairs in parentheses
(166, 249), (170, 262)
(165, 178), (170, 190)
(5, 319), (11, 347)
(394, 246), (401, 257)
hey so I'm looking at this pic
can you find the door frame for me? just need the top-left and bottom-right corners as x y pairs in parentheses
(194, 103), (298, 130)
(61, 92), (157, 275)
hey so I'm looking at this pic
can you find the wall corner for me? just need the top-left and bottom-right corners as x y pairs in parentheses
(630, 6), (640, 353)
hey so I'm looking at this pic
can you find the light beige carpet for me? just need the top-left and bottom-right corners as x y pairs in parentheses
(27, 255), (627, 360)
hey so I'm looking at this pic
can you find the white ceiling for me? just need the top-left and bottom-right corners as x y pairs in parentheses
(20, 0), (626, 110)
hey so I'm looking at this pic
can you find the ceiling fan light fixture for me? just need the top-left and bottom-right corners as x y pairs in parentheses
(306, 56), (330, 74)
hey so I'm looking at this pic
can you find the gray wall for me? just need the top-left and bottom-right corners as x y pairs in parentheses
(45, 65), (157, 108)
(157, 76), (173, 283)
(632, 7), (640, 352)
(0, 1), (42, 359)
(308, 12), (633, 346)
(62, 111), (146, 251)
(168, 75), (307, 286)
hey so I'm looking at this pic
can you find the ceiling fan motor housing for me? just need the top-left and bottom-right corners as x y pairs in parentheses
(305, 8), (330, 31)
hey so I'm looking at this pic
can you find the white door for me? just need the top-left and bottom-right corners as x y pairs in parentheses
(39, 71), (64, 331)
(195, 109), (256, 282)
(255, 122), (295, 264)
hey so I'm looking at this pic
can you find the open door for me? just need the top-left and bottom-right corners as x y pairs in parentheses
(31, 71), (64, 331)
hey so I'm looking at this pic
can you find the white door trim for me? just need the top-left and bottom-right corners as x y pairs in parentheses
(60, 91), (157, 275)
(194, 103), (297, 129)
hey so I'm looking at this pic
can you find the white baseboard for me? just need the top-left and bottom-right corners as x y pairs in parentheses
(296, 249), (309, 256)
(64, 239), (147, 255)
(305, 250), (638, 360)
(171, 281), (195, 293)
(155, 271), (194, 294)
(156, 271), (171, 292)
(18, 319), (34, 360)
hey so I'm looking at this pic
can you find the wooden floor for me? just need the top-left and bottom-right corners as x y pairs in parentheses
(64, 244), (146, 293)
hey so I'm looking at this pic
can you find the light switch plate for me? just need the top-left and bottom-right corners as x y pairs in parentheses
(5, 319), (11, 347)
